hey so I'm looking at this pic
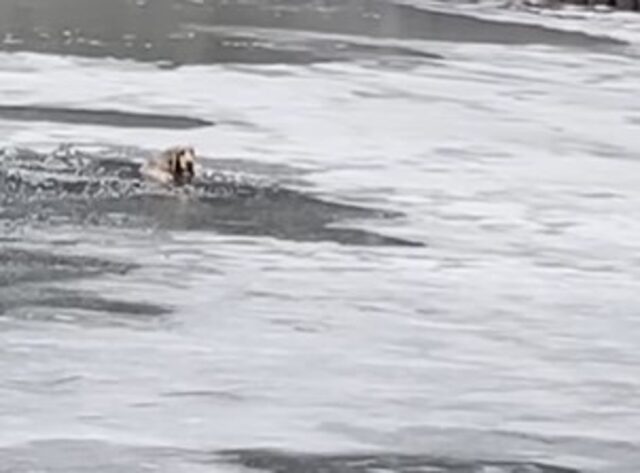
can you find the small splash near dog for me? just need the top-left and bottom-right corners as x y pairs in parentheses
(0, 145), (422, 247)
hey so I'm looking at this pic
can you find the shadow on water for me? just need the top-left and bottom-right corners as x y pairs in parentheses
(0, 146), (422, 247)
(0, 0), (624, 67)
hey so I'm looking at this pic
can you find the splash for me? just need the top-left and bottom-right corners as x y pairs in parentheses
(0, 145), (422, 246)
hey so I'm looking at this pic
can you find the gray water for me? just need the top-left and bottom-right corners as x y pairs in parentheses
(1, 1), (640, 472)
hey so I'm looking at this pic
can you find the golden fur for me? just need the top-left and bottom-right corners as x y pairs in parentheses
(141, 146), (196, 185)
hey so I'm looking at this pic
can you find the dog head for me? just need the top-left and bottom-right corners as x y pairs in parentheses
(168, 146), (196, 184)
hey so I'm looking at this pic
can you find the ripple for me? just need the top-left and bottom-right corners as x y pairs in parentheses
(0, 105), (214, 129)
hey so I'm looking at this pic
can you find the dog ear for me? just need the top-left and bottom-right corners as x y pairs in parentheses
(173, 149), (184, 176)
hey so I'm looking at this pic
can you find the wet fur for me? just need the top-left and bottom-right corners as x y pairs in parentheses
(142, 146), (196, 185)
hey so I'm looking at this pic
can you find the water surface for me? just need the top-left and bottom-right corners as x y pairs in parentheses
(1, 1), (639, 473)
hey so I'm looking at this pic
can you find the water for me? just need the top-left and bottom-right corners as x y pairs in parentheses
(1, 1), (639, 472)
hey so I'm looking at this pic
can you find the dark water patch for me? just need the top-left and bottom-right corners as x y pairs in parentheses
(1, 146), (422, 247)
(216, 450), (580, 473)
(0, 441), (581, 473)
(187, 25), (444, 62)
(0, 247), (162, 326)
(38, 290), (170, 317)
(190, 0), (623, 48)
(0, 286), (170, 327)
(0, 248), (135, 288)
(0, 0), (622, 67)
(0, 0), (333, 65)
(0, 105), (214, 129)
(513, 0), (640, 12)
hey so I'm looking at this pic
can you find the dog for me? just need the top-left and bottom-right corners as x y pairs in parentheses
(141, 146), (196, 186)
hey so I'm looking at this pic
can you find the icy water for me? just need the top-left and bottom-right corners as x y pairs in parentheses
(1, 1), (640, 472)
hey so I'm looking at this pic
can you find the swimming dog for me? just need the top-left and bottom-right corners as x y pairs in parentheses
(141, 146), (196, 185)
